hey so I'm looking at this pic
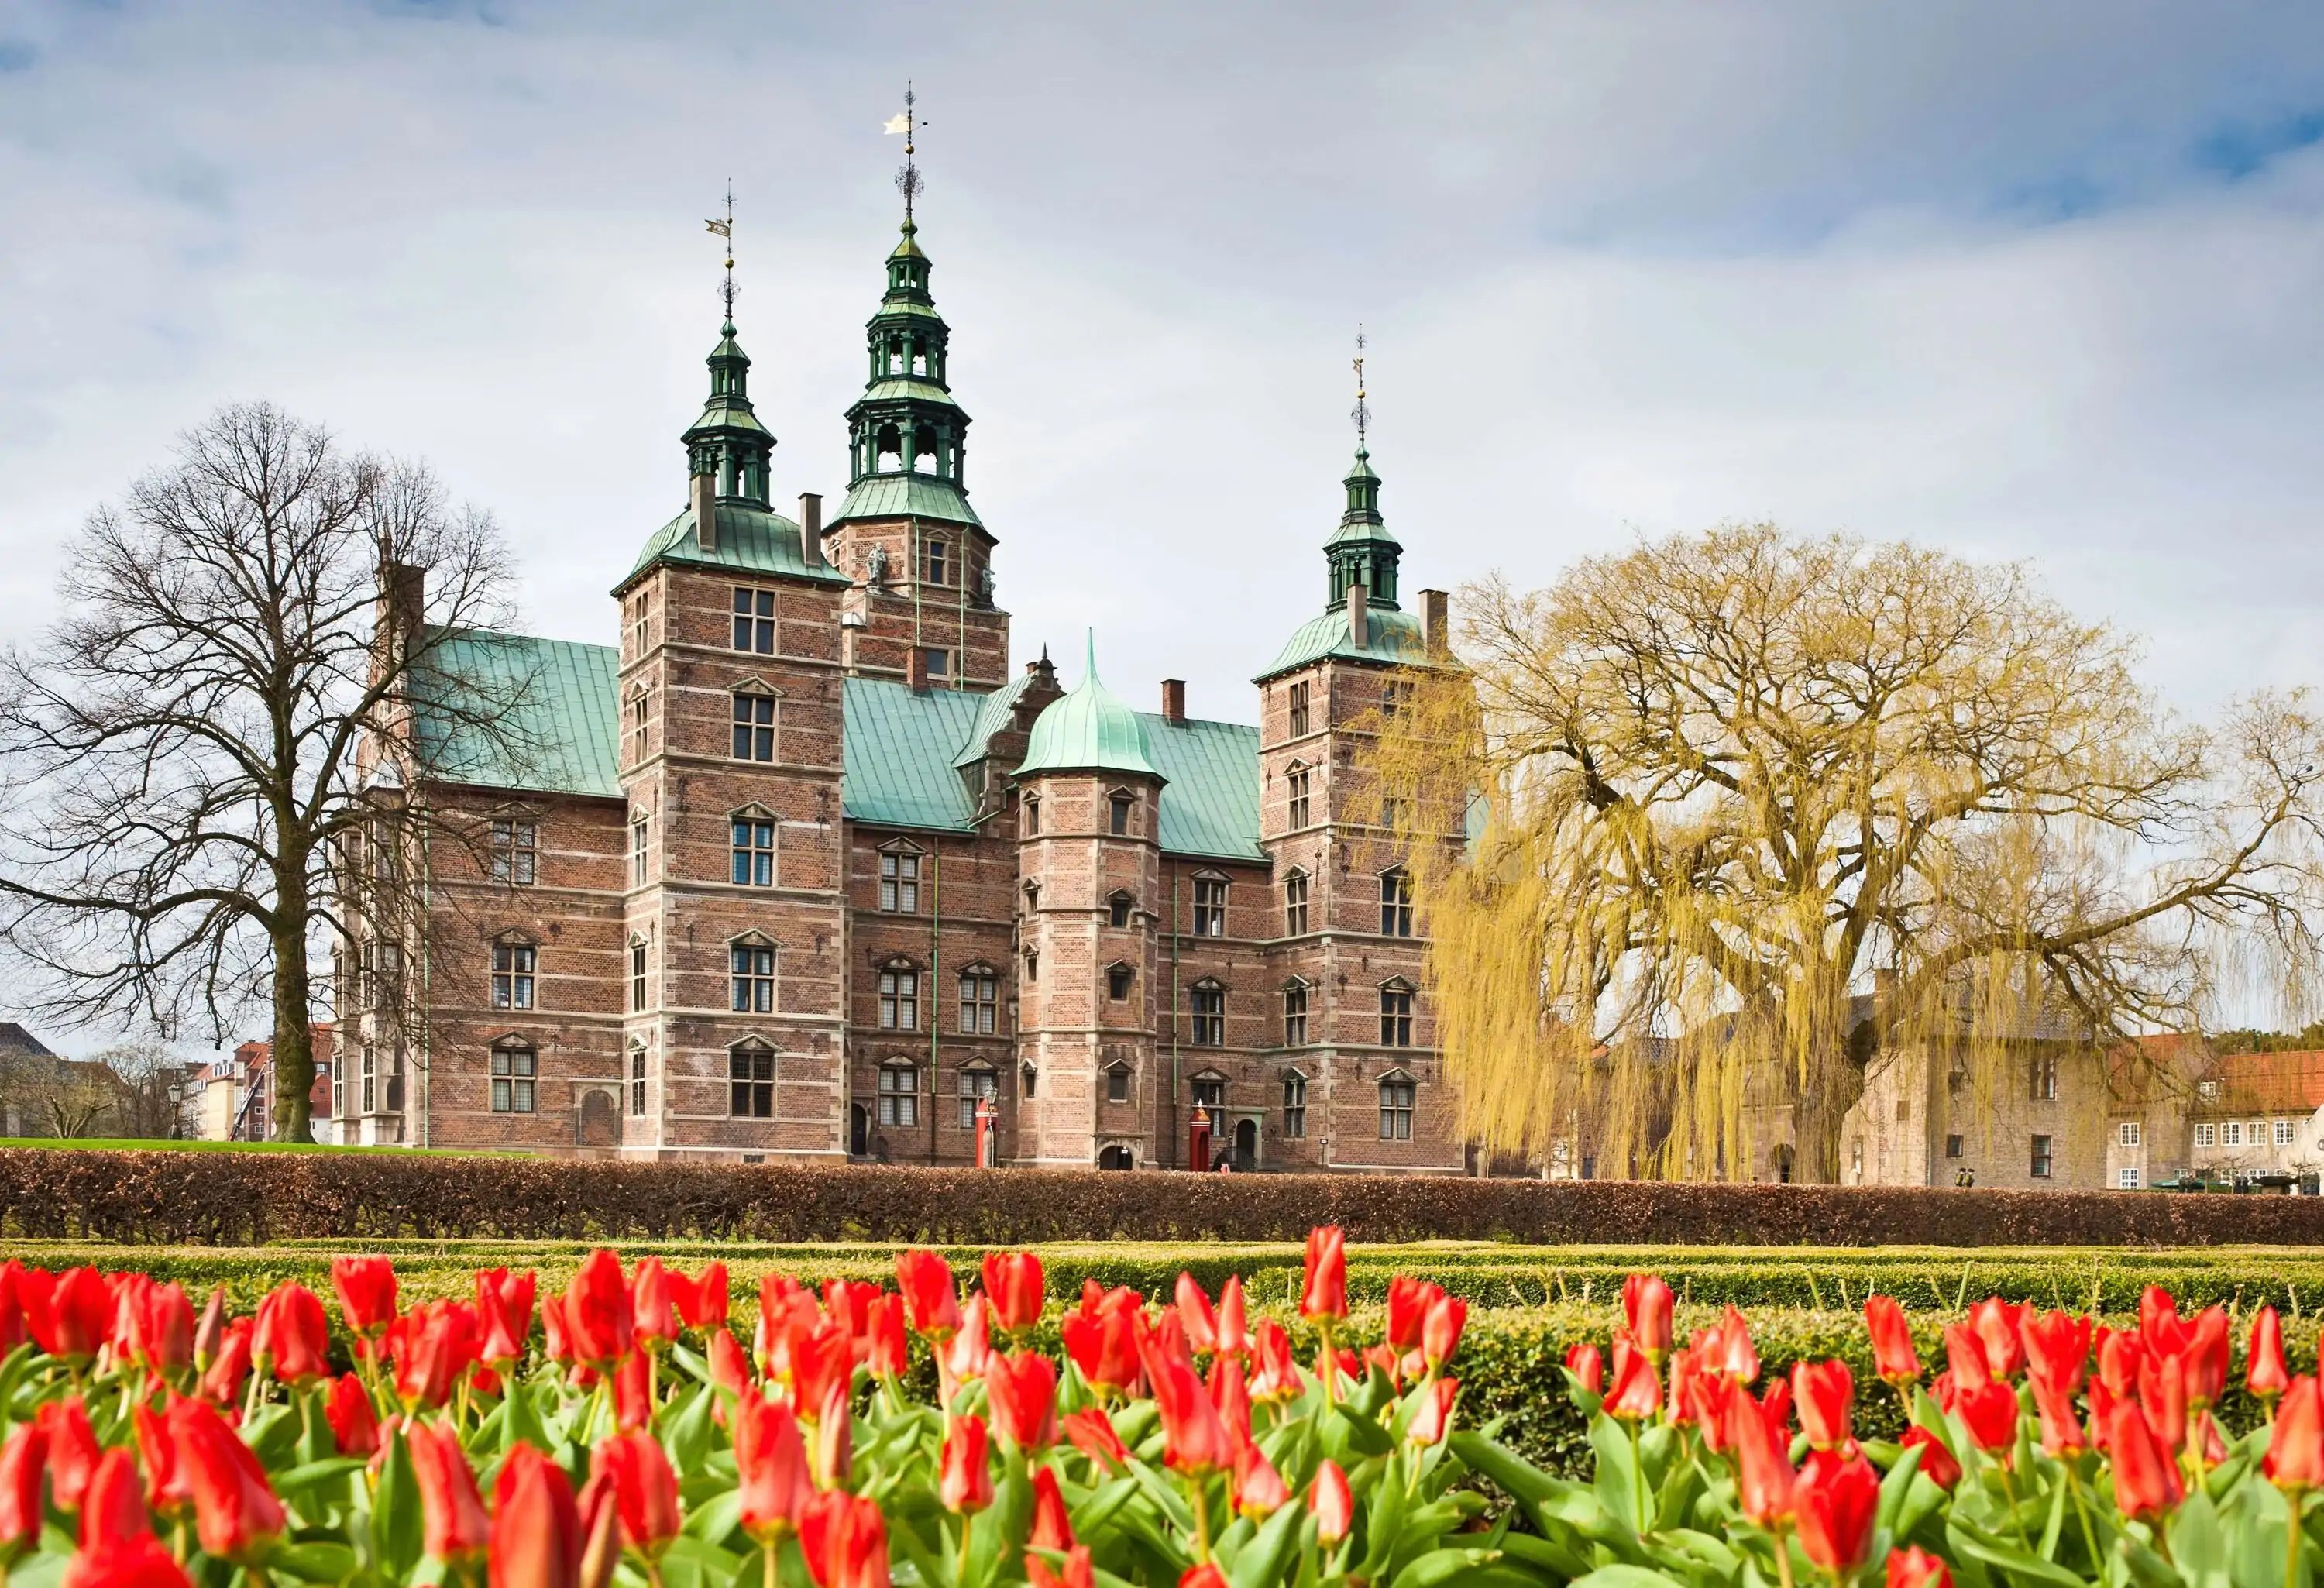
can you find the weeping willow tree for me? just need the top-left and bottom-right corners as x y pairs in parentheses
(1371, 524), (2324, 1183)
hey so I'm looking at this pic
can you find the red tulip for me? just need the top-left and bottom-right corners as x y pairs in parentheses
(1141, 1335), (1236, 1475)
(2185, 1308), (2231, 1408)
(1026, 1548), (1095, 1588)
(169, 1395), (287, 1562)
(981, 1253), (1044, 1335)
(390, 1301), (479, 1411)
(1865, 1295), (1920, 1384)
(596, 1432), (680, 1555)
(2019, 1311), (2091, 1397)
(1408, 1377), (1459, 1445)
(410, 1420), (490, 1561)
(2250, 1306), (2291, 1401)
(1422, 1294), (1467, 1370)
(2137, 1348), (2188, 1452)
(1791, 1359), (1854, 1452)
(2109, 1401), (2183, 1518)
(1061, 1304), (1142, 1397)
(1213, 1277), (1249, 1358)
(115, 1277), (194, 1380)
(631, 1259), (677, 1346)
(255, 1283), (332, 1386)
(1178, 1569), (1229, 1588)
(1250, 1320), (1300, 1403)
(1563, 1342), (1604, 1395)
(0, 1420), (44, 1553)
(1604, 1346), (1661, 1421)
(2139, 1286), (2188, 1357)
(1676, 1353), (1736, 1449)
(325, 1373), (381, 1457)
(1793, 1450), (1879, 1576)
(199, 1319), (252, 1407)
(1029, 1465), (1074, 1551)
(612, 1351), (651, 1434)
(333, 1256), (401, 1340)
(566, 1251), (634, 1367)
(1622, 1274), (1674, 1357)
(1957, 1379), (2020, 1454)
(476, 1269), (536, 1366)
(1942, 1324), (1991, 1393)
(1700, 1306), (1759, 1383)
(786, 1318), (854, 1428)
(866, 1295), (908, 1380)
(1062, 1408), (1128, 1470)
(895, 1251), (961, 1339)
(679, 1263), (727, 1331)
(1899, 1425), (1960, 1489)
(575, 1469), (619, 1588)
(938, 1414), (993, 1514)
(1231, 1442), (1291, 1518)
(63, 1537), (193, 1588)
(799, 1490), (889, 1588)
(1300, 1227), (1348, 1322)
(541, 1291), (574, 1366)
(39, 1396), (101, 1511)
(31, 1268), (114, 1363)
(0, 1263), (31, 1353)
(1176, 1273), (1221, 1354)
(488, 1445), (583, 1588)
(2268, 1376), (2324, 1490)
(1385, 1277), (1437, 1353)
(708, 1330), (752, 1398)
(2030, 1375), (2086, 1456)
(1310, 1458), (1354, 1545)
(1734, 1384), (1797, 1525)
(81, 1447), (150, 1554)
(1208, 1355), (1253, 1453)
(734, 1391), (812, 1540)
(820, 1280), (880, 1362)
(1886, 1545), (1952, 1588)
(1967, 1298), (2026, 1380)
(131, 1403), (188, 1520)
(987, 1350), (1058, 1449)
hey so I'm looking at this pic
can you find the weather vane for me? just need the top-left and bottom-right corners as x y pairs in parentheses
(704, 182), (736, 323)
(1352, 325), (1371, 454)
(885, 85), (924, 222)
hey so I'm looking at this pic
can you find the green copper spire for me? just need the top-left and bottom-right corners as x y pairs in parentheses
(1015, 632), (1162, 780)
(682, 196), (775, 507)
(1324, 332), (1400, 610)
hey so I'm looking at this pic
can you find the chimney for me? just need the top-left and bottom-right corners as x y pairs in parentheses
(1346, 580), (1368, 647)
(1422, 589), (1449, 659)
(691, 470), (718, 552)
(798, 492), (823, 567)
(906, 644), (930, 693)
(1161, 679), (1186, 725)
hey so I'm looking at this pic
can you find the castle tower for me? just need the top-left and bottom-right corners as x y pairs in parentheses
(1011, 639), (1167, 1168)
(1253, 421), (1463, 1171)
(610, 287), (854, 1160)
(820, 216), (1008, 692)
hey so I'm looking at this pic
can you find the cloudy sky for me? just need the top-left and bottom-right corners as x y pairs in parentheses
(5, 2), (2324, 728)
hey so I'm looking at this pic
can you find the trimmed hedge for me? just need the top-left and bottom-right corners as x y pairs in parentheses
(12, 1148), (2324, 1246)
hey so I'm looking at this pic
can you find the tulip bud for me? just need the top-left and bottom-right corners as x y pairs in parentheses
(1563, 1342), (1604, 1395)
(1299, 1227), (1347, 1322)
(0, 1421), (46, 1553)
(2250, 1306), (2291, 1402)
(982, 1253), (1044, 1336)
(409, 1420), (490, 1562)
(1791, 1359), (1854, 1451)
(1793, 1451), (1880, 1577)
(895, 1250), (961, 1340)
(734, 1393), (812, 1542)
(595, 1432), (681, 1558)
(939, 1414), (994, 1515)
(1886, 1545), (1952, 1588)
(489, 1445), (581, 1588)
(192, 1287), (226, 1372)
(1621, 1274), (1673, 1358)
(79, 1447), (150, 1555)
(1864, 1294), (1920, 1384)
(325, 1373), (382, 1458)
(1308, 1458), (1354, 1546)
(2267, 1376), (2324, 1493)
(168, 1396), (287, 1562)
(332, 1256), (400, 1340)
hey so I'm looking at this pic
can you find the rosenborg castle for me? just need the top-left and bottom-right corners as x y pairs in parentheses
(342, 210), (1463, 1173)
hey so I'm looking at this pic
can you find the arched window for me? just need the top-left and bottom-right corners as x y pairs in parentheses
(1380, 978), (1415, 1047)
(732, 689), (778, 761)
(729, 1040), (775, 1118)
(730, 936), (776, 1014)
(878, 1061), (919, 1126)
(1378, 1071), (1415, 1139)
(1189, 979), (1226, 1047)
(1380, 868), (1413, 937)
(1283, 870), (1310, 937)
(958, 965), (999, 1033)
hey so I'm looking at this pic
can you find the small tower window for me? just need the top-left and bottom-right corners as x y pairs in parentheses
(1287, 766), (1311, 829)
(1023, 796), (1040, 837)
(1109, 792), (1133, 837)
(731, 942), (776, 1014)
(925, 539), (949, 586)
(1283, 871), (1310, 937)
(1380, 981), (1415, 1047)
(1107, 963), (1135, 1000)
(730, 1043), (775, 1119)
(1283, 981), (1309, 1046)
(1108, 892), (1133, 929)
(1380, 868), (1413, 937)
(732, 589), (776, 654)
(732, 818), (776, 886)
(1190, 981), (1226, 1047)
(1288, 681), (1312, 737)
(733, 693), (777, 761)
(1282, 1071), (1308, 1138)
(1105, 1064), (1131, 1105)
(1378, 1074), (1415, 1139)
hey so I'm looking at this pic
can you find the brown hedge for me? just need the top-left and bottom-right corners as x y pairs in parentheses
(9, 1149), (2324, 1246)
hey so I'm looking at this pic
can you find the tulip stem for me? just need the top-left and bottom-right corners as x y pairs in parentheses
(1628, 1419), (1647, 1536)
(1771, 1524), (1795, 1588)
(2065, 1466), (2102, 1573)
(958, 1511), (974, 1580)
(1191, 1480), (1213, 1563)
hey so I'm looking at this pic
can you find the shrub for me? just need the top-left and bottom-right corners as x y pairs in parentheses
(12, 1148), (2324, 1246)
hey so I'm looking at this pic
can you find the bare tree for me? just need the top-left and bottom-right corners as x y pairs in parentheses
(1376, 524), (2324, 1181)
(0, 403), (540, 1140)
(92, 1040), (201, 1139)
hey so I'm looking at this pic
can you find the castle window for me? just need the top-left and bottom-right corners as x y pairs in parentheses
(880, 850), (921, 913)
(732, 819), (775, 886)
(490, 818), (537, 885)
(732, 588), (776, 654)
(957, 1067), (998, 1129)
(626, 686), (651, 759)
(1288, 681), (1312, 737)
(1380, 981), (1415, 1047)
(1109, 792), (1133, 836)
(731, 943), (775, 1014)
(1380, 868), (1413, 937)
(878, 964), (920, 1030)
(925, 539), (948, 586)
(386, 1047), (404, 1113)
(630, 1045), (647, 1117)
(923, 647), (950, 681)
(631, 815), (649, 885)
(959, 968), (999, 1034)
(730, 1043), (775, 1119)
(1283, 871), (1310, 937)
(1380, 680), (1410, 717)
(1282, 1071), (1308, 1138)
(1106, 963), (1134, 1001)
(1191, 1075), (1225, 1111)
(360, 1043), (375, 1113)
(878, 1063), (919, 1127)
(630, 940), (647, 1012)
(1108, 892), (1133, 929)
(1023, 797), (1040, 836)
(2029, 1054), (2058, 1102)
(490, 943), (535, 1011)
(2030, 1134), (2054, 1178)
(1283, 982), (1309, 1046)
(491, 1043), (537, 1114)
(1287, 766), (1311, 829)
(1189, 981), (1226, 1047)
(1105, 1064), (1131, 1105)
(629, 594), (650, 658)
(2195, 1122), (2217, 1146)
(1023, 950), (1038, 983)
(1022, 1064), (1037, 1099)
(733, 693), (777, 761)
(1378, 1074), (1415, 1140)
(1192, 876), (1227, 937)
